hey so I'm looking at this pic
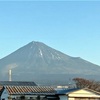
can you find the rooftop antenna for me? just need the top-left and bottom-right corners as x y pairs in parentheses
(9, 69), (12, 81)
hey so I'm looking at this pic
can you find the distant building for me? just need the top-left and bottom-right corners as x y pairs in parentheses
(57, 86), (68, 89)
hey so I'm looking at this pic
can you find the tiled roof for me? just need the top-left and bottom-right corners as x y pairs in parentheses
(5, 86), (56, 95)
(0, 81), (37, 86)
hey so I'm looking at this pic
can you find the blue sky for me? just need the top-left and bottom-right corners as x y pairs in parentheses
(0, 1), (100, 65)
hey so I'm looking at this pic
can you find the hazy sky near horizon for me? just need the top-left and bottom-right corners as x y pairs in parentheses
(0, 1), (100, 66)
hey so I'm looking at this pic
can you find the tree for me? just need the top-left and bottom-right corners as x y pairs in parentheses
(73, 77), (100, 92)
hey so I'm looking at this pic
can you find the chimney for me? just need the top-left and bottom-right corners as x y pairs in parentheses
(9, 69), (12, 81)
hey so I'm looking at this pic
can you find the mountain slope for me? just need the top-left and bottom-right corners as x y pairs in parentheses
(0, 41), (100, 84)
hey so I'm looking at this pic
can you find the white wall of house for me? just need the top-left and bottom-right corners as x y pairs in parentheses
(59, 95), (68, 100)
(67, 89), (100, 100)
(1, 89), (9, 100)
(68, 97), (75, 100)
(68, 89), (100, 98)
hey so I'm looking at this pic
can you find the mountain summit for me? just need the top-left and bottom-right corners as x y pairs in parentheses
(0, 41), (100, 84)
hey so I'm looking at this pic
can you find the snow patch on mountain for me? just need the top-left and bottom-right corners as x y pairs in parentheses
(39, 49), (43, 57)
(51, 53), (55, 59)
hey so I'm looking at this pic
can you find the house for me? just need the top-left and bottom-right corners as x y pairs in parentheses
(0, 81), (100, 100)
(0, 85), (56, 100)
(0, 81), (57, 100)
(56, 88), (100, 100)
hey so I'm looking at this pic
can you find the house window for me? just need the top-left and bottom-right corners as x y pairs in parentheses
(20, 96), (25, 100)
(30, 97), (34, 100)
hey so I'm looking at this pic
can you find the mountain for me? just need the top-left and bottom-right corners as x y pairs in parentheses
(0, 41), (100, 85)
